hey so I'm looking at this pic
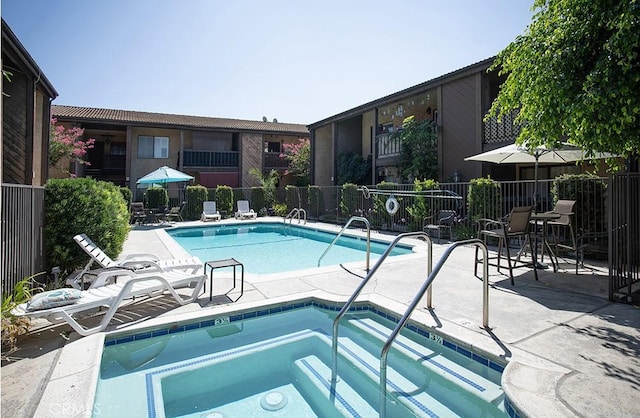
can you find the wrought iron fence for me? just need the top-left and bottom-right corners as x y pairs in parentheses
(1, 184), (46, 294)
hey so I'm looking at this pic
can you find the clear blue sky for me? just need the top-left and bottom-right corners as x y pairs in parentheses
(2, 1), (534, 124)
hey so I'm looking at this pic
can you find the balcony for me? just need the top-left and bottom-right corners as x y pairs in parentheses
(264, 152), (288, 170)
(183, 150), (239, 167)
(483, 109), (521, 144)
(376, 133), (401, 158)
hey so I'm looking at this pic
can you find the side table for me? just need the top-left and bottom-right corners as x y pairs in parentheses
(205, 258), (244, 302)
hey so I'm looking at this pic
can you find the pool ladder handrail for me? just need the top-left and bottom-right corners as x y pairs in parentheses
(317, 216), (371, 271)
(330, 231), (434, 385)
(378, 238), (489, 418)
(284, 208), (306, 224)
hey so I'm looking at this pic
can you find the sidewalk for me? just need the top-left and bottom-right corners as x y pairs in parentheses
(2, 220), (639, 417)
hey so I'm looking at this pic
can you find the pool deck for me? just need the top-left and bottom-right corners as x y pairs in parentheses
(2, 218), (639, 417)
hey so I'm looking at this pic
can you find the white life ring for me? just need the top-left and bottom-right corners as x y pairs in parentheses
(385, 195), (399, 215)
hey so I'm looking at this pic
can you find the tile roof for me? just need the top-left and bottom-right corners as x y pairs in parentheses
(52, 105), (309, 135)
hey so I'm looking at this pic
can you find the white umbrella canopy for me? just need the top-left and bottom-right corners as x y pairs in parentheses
(465, 142), (617, 209)
(136, 166), (194, 185)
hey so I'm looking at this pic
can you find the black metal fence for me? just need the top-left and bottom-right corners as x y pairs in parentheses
(1, 184), (46, 294)
(608, 173), (640, 302)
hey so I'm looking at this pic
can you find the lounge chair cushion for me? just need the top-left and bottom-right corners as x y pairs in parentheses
(26, 289), (83, 311)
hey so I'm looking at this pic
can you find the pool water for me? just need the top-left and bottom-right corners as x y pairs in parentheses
(166, 223), (413, 274)
(95, 304), (508, 417)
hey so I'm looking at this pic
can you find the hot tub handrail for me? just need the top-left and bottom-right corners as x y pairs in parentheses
(378, 239), (489, 418)
(317, 216), (370, 271)
(330, 231), (433, 385)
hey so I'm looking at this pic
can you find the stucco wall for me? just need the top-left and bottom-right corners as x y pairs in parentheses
(313, 125), (333, 186)
(441, 73), (480, 183)
(128, 126), (181, 190)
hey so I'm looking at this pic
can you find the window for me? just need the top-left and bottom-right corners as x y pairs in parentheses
(138, 136), (169, 159)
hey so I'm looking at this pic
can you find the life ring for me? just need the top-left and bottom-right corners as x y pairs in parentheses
(385, 195), (399, 215)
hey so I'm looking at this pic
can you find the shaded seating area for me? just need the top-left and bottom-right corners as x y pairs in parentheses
(475, 206), (538, 285)
(423, 209), (456, 243)
(166, 201), (186, 222)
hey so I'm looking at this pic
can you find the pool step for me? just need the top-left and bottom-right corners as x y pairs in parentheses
(344, 317), (505, 409)
(293, 355), (413, 418)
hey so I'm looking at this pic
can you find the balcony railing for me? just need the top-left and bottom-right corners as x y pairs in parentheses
(183, 150), (239, 167)
(103, 155), (126, 171)
(483, 109), (521, 144)
(376, 133), (401, 158)
(264, 152), (288, 170)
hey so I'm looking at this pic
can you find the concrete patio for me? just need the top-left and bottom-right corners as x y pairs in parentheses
(1, 219), (638, 417)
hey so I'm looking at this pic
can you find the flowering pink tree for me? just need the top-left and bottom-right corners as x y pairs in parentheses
(280, 137), (310, 185)
(49, 118), (95, 176)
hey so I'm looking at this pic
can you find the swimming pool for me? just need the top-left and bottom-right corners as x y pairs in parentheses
(166, 223), (413, 274)
(94, 301), (509, 417)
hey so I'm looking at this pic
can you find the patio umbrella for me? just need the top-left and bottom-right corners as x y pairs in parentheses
(136, 166), (194, 185)
(464, 142), (616, 209)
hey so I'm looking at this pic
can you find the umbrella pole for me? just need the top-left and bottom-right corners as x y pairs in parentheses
(533, 155), (539, 213)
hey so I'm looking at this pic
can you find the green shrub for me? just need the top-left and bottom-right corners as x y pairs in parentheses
(45, 178), (129, 276)
(467, 177), (502, 222)
(145, 187), (168, 209)
(285, 185), (299, 212)
(407, 178), (439, 230)
(273, 202), (288, 216)
(308, 186), (324, 219)
(216, 185), (234, 215)
(1, 275), (43, 351)
(340, 183), (359, 216)
(552, 173), (607, 234)
(119, 187), (132, 208)
(251, 187), (266, 214)
(183, 185), (208, 220)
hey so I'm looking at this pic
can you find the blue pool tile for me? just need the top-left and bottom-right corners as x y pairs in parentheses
(116, 335), (134, 344)
(472, 353), (489, 366)
(490, 361), (505, 373)
(269, 306), (282, 314)
(184, 323), (200, 331)
(200, 319), (215, 328)
(281, 304), (294, 311)
(229, 314), (243, 322)
(443, 339), (457, 351)
(168, 326), (184, 334)
(104, 339), (116, 346)
(256, 309), (270, 317)
(151, 329), (168, 337)
(134, 332), (152, 341)
(243, 311), (257, 319)
(457, 346), (472, 358)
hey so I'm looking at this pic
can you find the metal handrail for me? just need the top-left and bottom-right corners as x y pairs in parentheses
(317, 216), (371, 271)
(330, 231), (433, 385)
(379, 238), (489, 417)
(284, 208), (306, 224)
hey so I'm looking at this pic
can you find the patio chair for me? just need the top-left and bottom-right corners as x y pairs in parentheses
(166, 201), (186, 223)
(423, 210), (456, 243)
(475, 206), (538, 285)
(546, 200), (577, 264)
(130, 202), (147, 225)
(201, 201), (221, 222)
(12, 269), (206, 336)
(67, 234), (202, 289)
(235, 200), (257, 220)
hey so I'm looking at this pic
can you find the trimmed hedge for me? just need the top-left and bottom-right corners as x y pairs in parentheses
(308, 186), (324, 219)
(467, 177), (502, 222)
(251, 187), (265, 215)
(216, 185), (234, 216)
(340, 183), (359, 217)
(184, 185), (208, 220)
(552, 173), (607, 234)
(145, 187), (168, 209)
(44, 178), (129, 276)
(407, 178), (439, 230)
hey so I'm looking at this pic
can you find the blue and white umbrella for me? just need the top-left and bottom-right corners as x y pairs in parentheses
(136, 166), (194, 185)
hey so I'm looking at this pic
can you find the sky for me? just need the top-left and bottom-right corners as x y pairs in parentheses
(2, 1), (535, 125)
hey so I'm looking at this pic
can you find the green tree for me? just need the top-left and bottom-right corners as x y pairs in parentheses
(281, 137), (311, 185)
(249, 168), (279, 208)
(488, 0), (639, 163)
(394, 116), (438, 181)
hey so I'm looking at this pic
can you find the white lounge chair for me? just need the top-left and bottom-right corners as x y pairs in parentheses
(67, 234), (202, 289)
(201, 201), (221, 222)
(12, 270), (206, 336)
(234, 200), (257, 219)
